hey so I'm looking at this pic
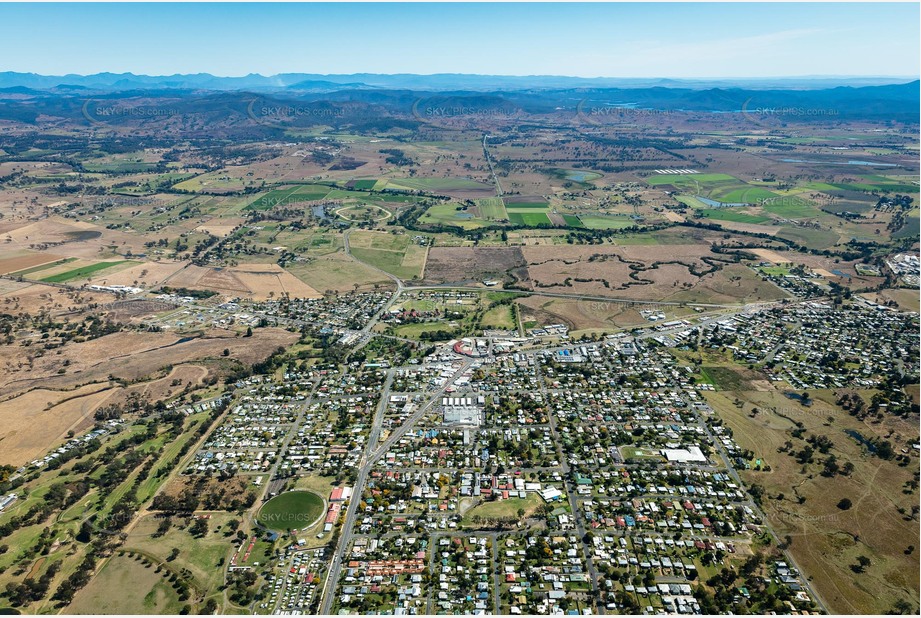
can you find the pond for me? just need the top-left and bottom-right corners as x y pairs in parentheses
(695, 196), (750, 208)
(780, 158), (898, 167)
(844, 429), (877, 452)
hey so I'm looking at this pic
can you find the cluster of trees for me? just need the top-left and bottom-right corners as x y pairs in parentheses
(4, 562), (60, 606)
(50, 554), (97, 605)
(379, 148), (414, 166)
(225, 570), (259, 605)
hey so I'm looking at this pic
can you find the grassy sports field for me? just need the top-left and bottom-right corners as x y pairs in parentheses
(257, 490), (325, 532)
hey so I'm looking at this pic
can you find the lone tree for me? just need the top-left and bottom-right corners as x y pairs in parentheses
(837, 498), (853, 510)
(853, 555), (871, 573)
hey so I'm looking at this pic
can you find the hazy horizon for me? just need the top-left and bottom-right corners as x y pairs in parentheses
(3, 70), (919, 80)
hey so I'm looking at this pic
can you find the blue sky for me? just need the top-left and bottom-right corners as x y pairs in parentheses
(1, 3), (918, 78)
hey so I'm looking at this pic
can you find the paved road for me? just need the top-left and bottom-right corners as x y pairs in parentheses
(699, 414), (829, 613)
(482, 134), (503, 197)
(538, 361), (604, 614)
(318, 358), (473, 613)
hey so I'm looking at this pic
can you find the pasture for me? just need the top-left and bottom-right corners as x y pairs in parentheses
(348, 231), (428, 279)
(648, 172), (781, 205)
(385, 177), (494, 193)
(577, 215), (636, 230)
(699, 209), (771, 224)
(67, 553), (183, 614)
(418, 202), (492, 229)
(476, 197), (508, 220)
(705, 388), (920, 615)
(286, 252), (394, 292)
(246, 184), (331, 210)
(762, 197), (823, 219)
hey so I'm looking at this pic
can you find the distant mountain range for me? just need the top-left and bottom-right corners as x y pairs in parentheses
(0, 71), (917, 93)
(0, 72), (916, 130)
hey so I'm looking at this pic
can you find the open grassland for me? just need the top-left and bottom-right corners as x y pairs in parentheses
(423, 247), (527, 285)
(520, 245), (787, 304)
(480, 303), (516, 330)
(861, 289), (920, 313)
(0, 328), (297, 465)
(119, 512), (242, 612)
(158, 263), (320, 300)
(762, 197), (825, 219)
(246, 184), (331, 210)
(334, 203), (392, 223)
(286, 251), (393, 293)
(67, 553), (184, 614)
(348, 230), (427, 279)
(385, 177), (493, 193)
(705, 389), (920, 615)
(577, 215), (636, 230)
(699, 209), (770, 224)
(648, 172), (782, 205)
(170, 170), (248, 193)
(516, 295), (695, 335)
(418, 202), (493, 229)
(775, 226), (840, 250)
(462, 492), (543, 526)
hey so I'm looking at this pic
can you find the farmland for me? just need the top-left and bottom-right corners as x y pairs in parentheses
(347, 230), (428, 279)
(0, 66), (915, 618)
(39, 260), (134, 283)
(246, 184), (332, 210)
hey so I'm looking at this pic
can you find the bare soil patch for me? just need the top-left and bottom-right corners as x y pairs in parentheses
(422, 247), (528, 285)
(0, 251), (67, 274)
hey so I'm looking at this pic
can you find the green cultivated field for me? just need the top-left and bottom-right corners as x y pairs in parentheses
(646, 172), (737, 187)
(40, 260), (132, 283)
(246, 185), (331, 210)
(562, 214), (583, 227)
(577, 215), (635, 230)
(504, 200), (549, 209)
(508, 211), (552, 226)
(476, 197), (508, 220)
(715, 186), (781, 203)
(257, 491), (325, 532)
